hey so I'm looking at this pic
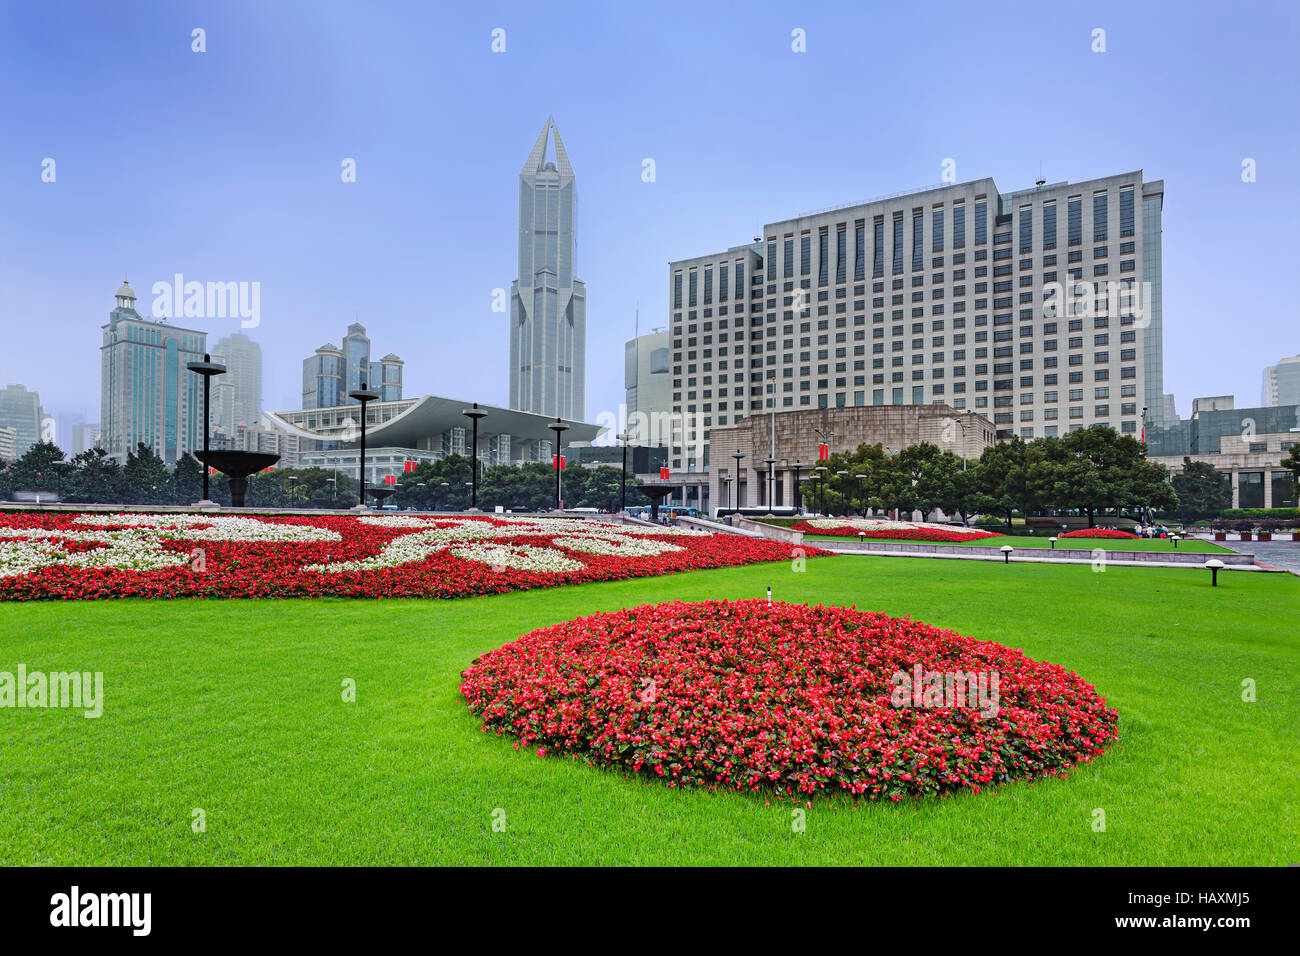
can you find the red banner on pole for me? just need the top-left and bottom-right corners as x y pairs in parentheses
(403, 459), (416, 473)
(383, 474), (397, 485)
(818, 443), (829, 461)
(659, 467), (669, 480)
(553, 455), (566, 471)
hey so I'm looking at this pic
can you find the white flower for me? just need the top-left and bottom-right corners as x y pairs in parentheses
(552, 535), (684, 557)
(448, 543), (584, 574)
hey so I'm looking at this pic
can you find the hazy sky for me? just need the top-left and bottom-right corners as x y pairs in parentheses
(2, 0), (1297, 438)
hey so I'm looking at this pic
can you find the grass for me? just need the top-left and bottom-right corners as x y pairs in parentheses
(802, 534), (1230, 552)
(1, 557), (1296, 866)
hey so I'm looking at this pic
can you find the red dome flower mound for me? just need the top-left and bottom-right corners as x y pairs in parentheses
(1058, 528), (1138, 539)
(461, 600), (1118, 801)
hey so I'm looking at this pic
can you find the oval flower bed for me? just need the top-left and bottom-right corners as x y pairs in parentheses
(0, 512), (825, 601)
(461, 600), (1118, 801)
(1058, 528), (1138, 540)
(793, 518), (1001, 542)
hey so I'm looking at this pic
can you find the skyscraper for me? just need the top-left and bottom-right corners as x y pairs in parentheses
(302, 343), (344, 410)
(100, 281), (207, 465)
(301, 324), (401, 409)
(509, 117), (586, 421)
(1261, 355), (1300, 407)
(665, 171), (1163, 469)
(211, 332), (262, 430)
(0, 384), (44, 458)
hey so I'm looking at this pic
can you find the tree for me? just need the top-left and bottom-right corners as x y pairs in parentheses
(974, 437), (1031, 527)
(1284, 443), (1300, 484)
(5, 441), (69, 494)
(1171, 458), (1231, 521)
(121, 444), (173, 505)
(171, 454), (204, 505)
(63, 447), (123, 503)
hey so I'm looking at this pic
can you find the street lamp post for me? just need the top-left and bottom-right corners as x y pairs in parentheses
(731, 450), (745, 509)
(325, 476), (336, 509)
(790, 461), (804, 513)
(548, 418), (569, 511)
(808, 474), (820, 516)
(616, 432), (630, 513)
(763, 456), (777, 510)
(186, 353), (227, 506)
(836, 469), (848, 517)
(461, 402), (488, 510)
(856, 473), (868, 516)
(721, 475), (733, 511)
(347, 381), (380, 508)
(814, 465), (828, 515)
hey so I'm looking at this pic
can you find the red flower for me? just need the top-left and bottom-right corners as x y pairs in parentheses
(461, 600), (1119, 801)
(1059, 528), (1138, 539)
(0, 512), (830, 601)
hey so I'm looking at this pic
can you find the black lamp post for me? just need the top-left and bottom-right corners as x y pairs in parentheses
(461, 402), (488, 510)
(856, 473), (868, 516)
(790, 461), (804, 513)
(814, 465), (828, 515)
(731, 450), (745, 509)
(548, 418), (569, 511)
(186, 353), (227, 504)
(721, 475), (733, 511)
(347, 381), (380, 507)
(439, 481), (450, 511)
(763, 456), (778, 510)
(808, 474), (820, 516)
(836, 469), (849, 517)
(325, 476), (337, 509)
(617, 431), (630, 513)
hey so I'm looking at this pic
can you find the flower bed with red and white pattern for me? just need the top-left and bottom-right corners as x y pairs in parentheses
(0, 512), (825, 600)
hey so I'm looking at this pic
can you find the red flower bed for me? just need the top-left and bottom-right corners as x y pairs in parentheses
(1058, 528), (1138, 539)
(0, 512), (825, 601)
(792, 520), (1000, 542)
(461, 600), (1118, 801)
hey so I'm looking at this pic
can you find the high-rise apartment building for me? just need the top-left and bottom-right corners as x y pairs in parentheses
(666, 172), (1164, 469)
(509, 117), (586, 421)
(211, 332), (262, 430)
(99, 281), (207, 465)
(1261, 355), (1300, 407)
(0, 384), (45, 458)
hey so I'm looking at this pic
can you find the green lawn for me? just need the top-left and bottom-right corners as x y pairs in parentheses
(804, 533), (1230, 552)
(1, 557), (1296, 866)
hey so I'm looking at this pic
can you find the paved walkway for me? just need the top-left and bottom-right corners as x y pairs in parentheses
(1208, 537), (1300, 575)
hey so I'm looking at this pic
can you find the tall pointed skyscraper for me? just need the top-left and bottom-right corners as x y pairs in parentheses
(509, 117), (586, 420)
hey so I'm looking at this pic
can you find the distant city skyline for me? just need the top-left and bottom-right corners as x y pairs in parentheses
(2, 2), (1297, 435)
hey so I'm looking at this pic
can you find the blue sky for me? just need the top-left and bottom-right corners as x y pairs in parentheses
(2, 0), (1297, 437)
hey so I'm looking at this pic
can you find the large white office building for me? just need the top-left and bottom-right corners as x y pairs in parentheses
(665, 172), (1165, 471)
